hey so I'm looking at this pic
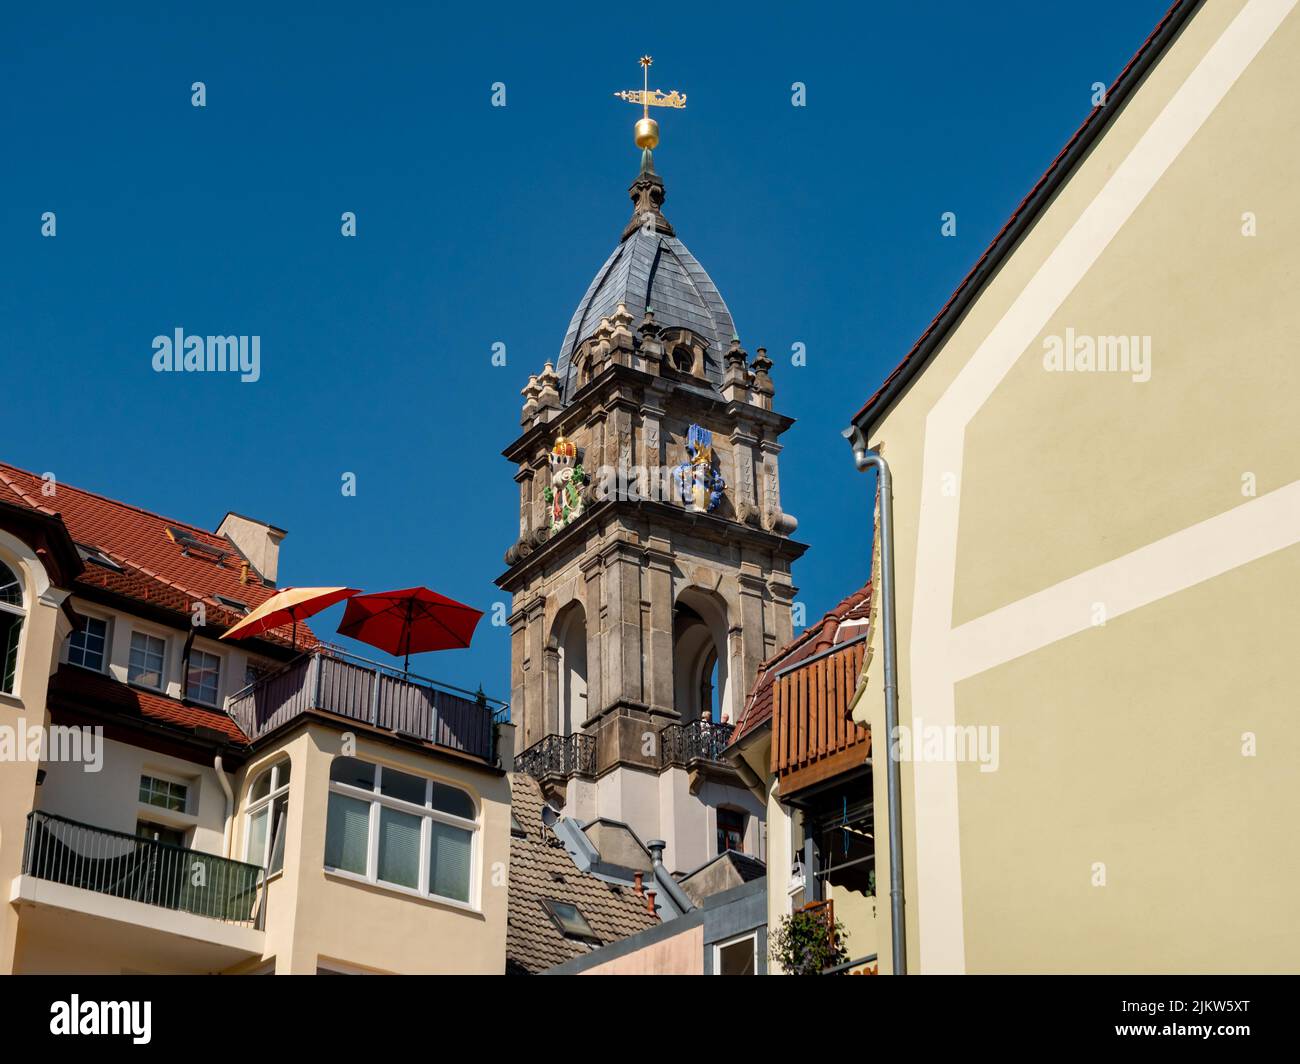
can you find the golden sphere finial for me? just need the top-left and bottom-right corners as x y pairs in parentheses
(635, 117), (660, 150)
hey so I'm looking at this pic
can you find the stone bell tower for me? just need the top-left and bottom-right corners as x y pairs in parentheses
(498, 104), (807, 875)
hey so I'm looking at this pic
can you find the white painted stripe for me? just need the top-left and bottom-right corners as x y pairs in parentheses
(949, 481), (1300, 681)
(907, 0), (1298, 974)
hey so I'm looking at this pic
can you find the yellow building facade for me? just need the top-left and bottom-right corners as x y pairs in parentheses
(847, 0), (1300, 973)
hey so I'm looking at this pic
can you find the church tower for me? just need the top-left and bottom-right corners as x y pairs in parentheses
(498, 62), (806, 874)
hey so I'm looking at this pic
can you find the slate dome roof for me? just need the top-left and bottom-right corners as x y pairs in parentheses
(555, 157), (736, 402)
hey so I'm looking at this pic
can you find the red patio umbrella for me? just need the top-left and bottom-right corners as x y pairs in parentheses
(336, 586), (483, 671)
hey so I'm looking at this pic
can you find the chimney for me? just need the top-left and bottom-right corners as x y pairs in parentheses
(633, 871), (644, 896)
(645, 889), (657, 914)
(217, 512), (286, 586)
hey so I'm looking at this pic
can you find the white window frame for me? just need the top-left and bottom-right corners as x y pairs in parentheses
(0, 557), (27, 696)
(186, 646), (222, 706)
(128, 629), (168, 691)
(65, 612), (111, 673)
(138, 770), (191, 816)
(244, 759), (290, 874)
(324, 759), (480, 910)
(713, 931), (759, 975)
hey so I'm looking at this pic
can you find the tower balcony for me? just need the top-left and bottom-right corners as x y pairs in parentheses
(514, 718), (734, 785)
(660, 718), (735, 768)
(227, 646), (510, 764)
(512, 732), (597, 784)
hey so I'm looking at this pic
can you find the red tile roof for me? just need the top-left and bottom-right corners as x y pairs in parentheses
(0, 462), (314, 649)
(850, 0), (1192, 430)
(732, 582), (872, 743)
(48, 665), (249, 745)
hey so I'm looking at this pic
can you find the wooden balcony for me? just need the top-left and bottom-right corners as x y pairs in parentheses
(772, 638), (871, 796)
(228, 647), (510, 764)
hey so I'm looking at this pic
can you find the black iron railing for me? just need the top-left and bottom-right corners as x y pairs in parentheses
(228, 645), (510, 764)
(661, 719), (735, 767)
(514, 732), (597, 781)
(21, 811), (265, 926)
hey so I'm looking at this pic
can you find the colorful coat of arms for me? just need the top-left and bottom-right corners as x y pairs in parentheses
(543, 436), (586, 532)
(674, 424), (725, 513)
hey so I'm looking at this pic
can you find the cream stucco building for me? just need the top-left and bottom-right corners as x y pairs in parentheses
(0, 462), (513, 974)
(844, 0), (1300, 974)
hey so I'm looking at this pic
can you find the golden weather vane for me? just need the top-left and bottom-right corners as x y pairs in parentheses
(613, 55), (686, 151)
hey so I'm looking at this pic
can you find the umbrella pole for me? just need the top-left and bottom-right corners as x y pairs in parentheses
(403, 598), (415, 674)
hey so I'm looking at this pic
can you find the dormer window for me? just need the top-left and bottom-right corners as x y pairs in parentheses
(66, 616), (109, 673)
(128, 631), (167, 690)
(186, 648), (222, 706)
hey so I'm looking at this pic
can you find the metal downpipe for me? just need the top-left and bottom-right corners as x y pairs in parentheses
(843, 426), (907, 974)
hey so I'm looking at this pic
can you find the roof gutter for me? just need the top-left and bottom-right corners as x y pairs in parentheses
(840, 429), (906, 975)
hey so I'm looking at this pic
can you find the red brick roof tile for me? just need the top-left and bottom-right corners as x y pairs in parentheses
(48, 665), (249, 745)
(0, 462), (314, 649)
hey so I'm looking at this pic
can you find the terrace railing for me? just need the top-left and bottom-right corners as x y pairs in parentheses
(227, 646), (510, 764)
(660, 719), (735, 767)
(22, 811), (265, 926)
(514, 732), (596, 781)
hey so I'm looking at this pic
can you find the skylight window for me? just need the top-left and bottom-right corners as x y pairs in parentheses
(540, 898), (600, 943)
(214, 594), (250, 614)
(75, 544), (123, 573)
(165, 526), (230, 564)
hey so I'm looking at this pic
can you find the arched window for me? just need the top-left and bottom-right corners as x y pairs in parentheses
(0, 559), (25, 695)
(324, 756), (477, 905)
(245, 758), (291, 874)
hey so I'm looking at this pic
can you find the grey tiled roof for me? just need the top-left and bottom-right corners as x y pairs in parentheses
(555, 227), (736, 402)
(506, 774), (659, 975)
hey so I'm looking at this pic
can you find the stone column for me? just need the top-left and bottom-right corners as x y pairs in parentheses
(580, 553), (604, 724)
(736, 570), (769, 702)
(730, 427), (760, 525)
(599, 539), (644, 712)
(644, 538), (675, 713)
(759, 439), (798, 535)
(516, 463), (533, 542)
(543, 643), (560, 738)
(640, 388), (668, 503)
(508, 605), (527, 744)
(523, 595), (547, 747)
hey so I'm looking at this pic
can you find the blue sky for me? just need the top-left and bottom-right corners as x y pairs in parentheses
(1, 1), (1172, 698)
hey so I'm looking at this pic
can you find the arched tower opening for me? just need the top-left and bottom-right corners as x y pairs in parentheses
(672, 588), (731, 724)
(551, 602), (589, 736)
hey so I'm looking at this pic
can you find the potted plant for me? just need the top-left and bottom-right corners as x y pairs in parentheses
(769, 904), (851, 975)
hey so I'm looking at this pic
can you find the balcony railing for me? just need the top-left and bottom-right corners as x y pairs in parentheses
(514, 732), (596, 781)
(514, 719), (734, 784)
(21, 811), (265, 926)
(228, 646), (510, 764)
(661, 719), (735, 767)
